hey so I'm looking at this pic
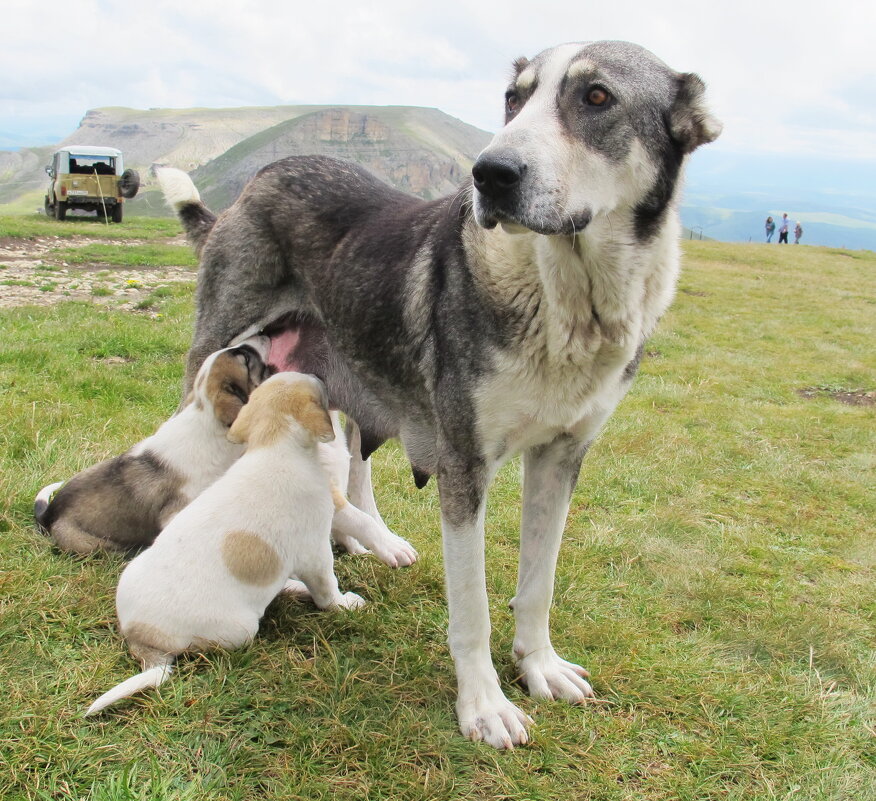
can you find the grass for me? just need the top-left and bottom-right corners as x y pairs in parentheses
(0, 237), (874, 800)
(0, 214), (183, 241)
(48, 244), (198, 269)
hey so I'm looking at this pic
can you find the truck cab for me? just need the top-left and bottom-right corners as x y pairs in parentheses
(44, 146), (139, 223)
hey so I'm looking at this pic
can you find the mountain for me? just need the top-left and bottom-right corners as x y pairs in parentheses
(190, 106), (491, 210)
(0, 105), (491, 214)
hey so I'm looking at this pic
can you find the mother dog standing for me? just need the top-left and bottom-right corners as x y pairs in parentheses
(157, 40), (721, 748)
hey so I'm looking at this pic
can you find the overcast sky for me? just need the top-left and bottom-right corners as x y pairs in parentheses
(3, 0), (873, 162)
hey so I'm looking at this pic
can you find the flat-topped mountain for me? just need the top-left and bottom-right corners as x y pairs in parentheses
(0, 105), (492, 212)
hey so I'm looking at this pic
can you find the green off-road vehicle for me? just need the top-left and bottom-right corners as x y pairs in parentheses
(44, 146), (140, 223)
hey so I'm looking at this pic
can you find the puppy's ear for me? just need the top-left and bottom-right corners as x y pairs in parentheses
(208, 352), (251, 427)
(299, 397), (335, 443)
(227, 398), (256, 443)
(277, 382), (335, 443)
(669, 73), (722, 155)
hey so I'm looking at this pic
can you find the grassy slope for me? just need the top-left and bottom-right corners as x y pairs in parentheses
(0, 227), (873, 800)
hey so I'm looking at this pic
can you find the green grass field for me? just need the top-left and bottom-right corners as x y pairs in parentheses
(0, 217), (873, 800)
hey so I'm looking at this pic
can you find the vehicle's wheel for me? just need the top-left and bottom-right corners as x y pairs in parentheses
(111, 203), (123, 223)
(55, 201), (67, 221)
(44, 196), (52, 216)
(118, 169), (140, 199)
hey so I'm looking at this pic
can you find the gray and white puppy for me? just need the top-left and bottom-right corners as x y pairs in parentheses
(158, 41), (721, 748)
(34, 341), (271, 554)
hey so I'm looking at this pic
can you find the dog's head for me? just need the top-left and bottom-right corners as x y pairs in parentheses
(188, 338), (273, 427)
(472, 41), (722, 239)
(227, 372), (335, 448)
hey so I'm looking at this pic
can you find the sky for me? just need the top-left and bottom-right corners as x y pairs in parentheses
(2, 0), (874, 164)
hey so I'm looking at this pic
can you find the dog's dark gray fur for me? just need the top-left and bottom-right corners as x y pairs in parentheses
(163, 40), (721, 748)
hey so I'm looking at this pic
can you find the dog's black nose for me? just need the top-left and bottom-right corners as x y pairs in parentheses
(472, 152), (525, 199)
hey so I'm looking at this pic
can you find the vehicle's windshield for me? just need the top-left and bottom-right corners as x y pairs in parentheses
(68, 155), (116, 175)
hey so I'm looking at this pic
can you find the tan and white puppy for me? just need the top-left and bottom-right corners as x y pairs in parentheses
(34, 340), (271, 554)
(85, 372), (364, 716)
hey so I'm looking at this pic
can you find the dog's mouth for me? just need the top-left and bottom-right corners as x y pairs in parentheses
(473, 192), (592, 237)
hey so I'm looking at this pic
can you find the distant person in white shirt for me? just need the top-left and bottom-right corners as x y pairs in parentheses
(778, 213), (790, 244)
(794, 221), (803, 244)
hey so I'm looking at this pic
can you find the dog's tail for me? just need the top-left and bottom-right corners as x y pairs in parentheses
(84, 658), (174, 717)
(153, 167), (216, 255)
(34, 481), (64, 530)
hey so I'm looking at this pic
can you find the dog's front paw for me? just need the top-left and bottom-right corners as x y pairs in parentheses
(515, 649), (593, 702)
(335, 591), (367, 610)
(457, 687), (532, 749)
(370, 533), (418, 569)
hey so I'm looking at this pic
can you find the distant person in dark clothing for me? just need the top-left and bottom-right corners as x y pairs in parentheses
(778, 213), (790, 244)
(765, 216), (776, 243)
(794, 221), (803, 244)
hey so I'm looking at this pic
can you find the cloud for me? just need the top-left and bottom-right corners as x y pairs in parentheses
(3, 0), (874, 162)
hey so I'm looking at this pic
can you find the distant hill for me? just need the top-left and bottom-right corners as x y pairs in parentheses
(190, 106), (491, 211)
(0, 104), (491, 214)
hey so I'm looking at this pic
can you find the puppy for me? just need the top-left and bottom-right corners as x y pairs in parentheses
(85, 372), (365, 716)
(35, 340), (271, 554)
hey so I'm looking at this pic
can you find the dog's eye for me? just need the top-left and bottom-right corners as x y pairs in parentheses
(505, 92), (521, 115)
(224, 382), (249, 404)
(584, 87), (611, 107)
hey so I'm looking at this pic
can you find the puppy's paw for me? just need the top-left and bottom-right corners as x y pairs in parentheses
(335, 592), (367, 610)
(515, 649), (593, 703)
(457, 687), (532, 750)
(370, 533), (418, 569)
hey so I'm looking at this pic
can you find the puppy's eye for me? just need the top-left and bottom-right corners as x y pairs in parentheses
(584, 87), (611, 107)
(505, 92), (521, 115)
(224, 382), (249, 404)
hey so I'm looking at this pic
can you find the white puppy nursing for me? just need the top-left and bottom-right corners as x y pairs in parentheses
(86, 372), (365, 715)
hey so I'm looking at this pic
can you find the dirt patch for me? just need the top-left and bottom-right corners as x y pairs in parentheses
(0, 235), (194, 313)
(797, 387), (876, 406)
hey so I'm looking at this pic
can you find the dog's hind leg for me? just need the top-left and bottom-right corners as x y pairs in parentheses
(511, 433), (595, 703)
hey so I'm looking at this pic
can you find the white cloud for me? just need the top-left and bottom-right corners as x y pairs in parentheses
(3, 0), (874, 163)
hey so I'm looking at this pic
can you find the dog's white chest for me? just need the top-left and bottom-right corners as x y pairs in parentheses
(476, 326), (636, 460)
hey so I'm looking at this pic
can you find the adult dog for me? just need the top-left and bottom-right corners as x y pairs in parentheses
(160, 41), (721, 748)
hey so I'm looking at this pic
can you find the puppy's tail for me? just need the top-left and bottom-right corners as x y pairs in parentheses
(84, 658), (174, 717)
(34, 481), (64, 530)
(153, 166), (216, 255)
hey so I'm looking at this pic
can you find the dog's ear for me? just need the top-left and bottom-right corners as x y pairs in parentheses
(227, 398), (256, 443)
(208, 352), (251, 427)
(278, 385), (335, 443)
(668, 72), (722, 155)
(297, 396), (335, 443)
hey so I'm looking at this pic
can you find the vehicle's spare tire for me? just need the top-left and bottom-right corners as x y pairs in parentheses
(118, 169), (140, 199)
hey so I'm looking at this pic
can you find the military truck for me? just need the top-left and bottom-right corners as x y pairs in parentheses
(44, 146), (140, 223)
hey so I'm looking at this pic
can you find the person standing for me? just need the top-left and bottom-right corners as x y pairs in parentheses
(765, 216), (776, 243)
(794, 221), (803, 244)
(778, 213), (790, 244)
